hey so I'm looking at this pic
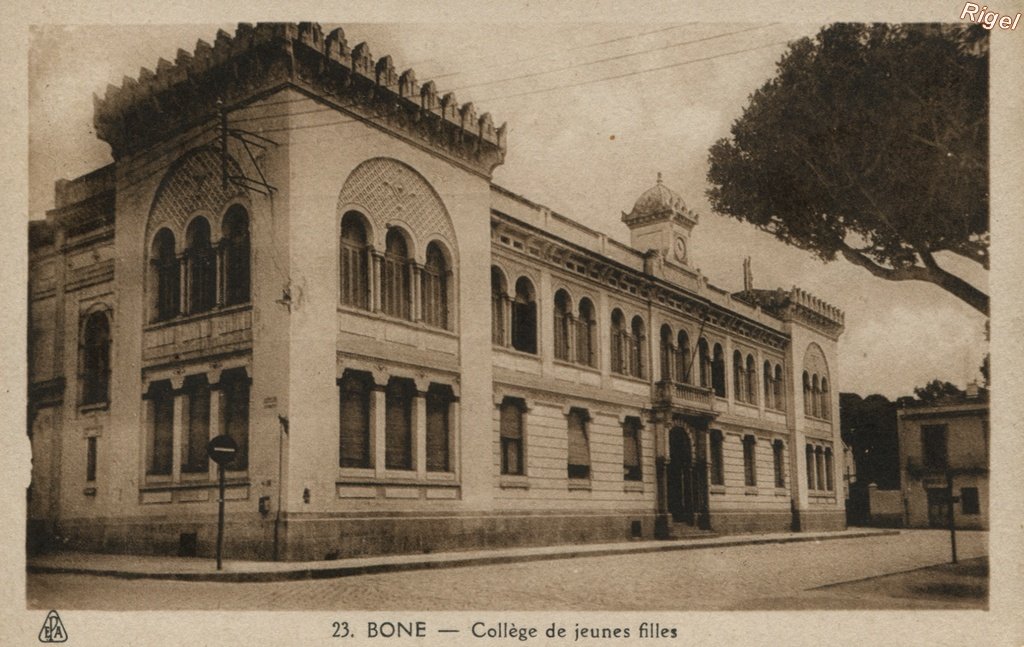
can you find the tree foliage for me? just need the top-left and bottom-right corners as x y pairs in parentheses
(840, 392), (899, 489)
(707, 23), (988, 314)
(912, 379), (964, 402)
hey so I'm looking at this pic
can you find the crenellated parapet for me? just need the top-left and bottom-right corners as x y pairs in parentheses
(735, 286), (845, 338)
(93, 22), (508, 175)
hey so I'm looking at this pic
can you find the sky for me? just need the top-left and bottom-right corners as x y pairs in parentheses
(27, 21), (990, 399)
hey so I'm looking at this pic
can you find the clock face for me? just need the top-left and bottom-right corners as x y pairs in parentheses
(673, 236), (687, 262)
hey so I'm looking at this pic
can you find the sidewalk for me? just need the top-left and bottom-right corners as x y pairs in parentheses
(28, 528), (899, 583)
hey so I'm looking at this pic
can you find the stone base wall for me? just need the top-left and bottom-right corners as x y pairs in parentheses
(708, 510), (795, 535)
(795, 509), (847, 532)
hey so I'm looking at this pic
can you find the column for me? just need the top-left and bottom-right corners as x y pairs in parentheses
(566, 314), (577, 363)
(502, 295), (513, 347)
(171, 390), (187, 482)
(178, 253), (188, 316)
(667, 344), (677, 384)
(414, 390), (427, 476)
(215, 244), (226, 308)
(372, 385), (387, 477)
(371, 252), (384, 313)
(411, 264), (423, 322)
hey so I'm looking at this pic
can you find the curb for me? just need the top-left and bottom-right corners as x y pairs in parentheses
(28, 530), (901, 583)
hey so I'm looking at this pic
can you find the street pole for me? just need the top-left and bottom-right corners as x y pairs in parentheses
(216, 463), (226, 571)
(946, 468), (957, 564)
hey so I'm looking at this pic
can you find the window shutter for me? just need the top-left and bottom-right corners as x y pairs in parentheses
(385, 381), (413, 470)
(426, 390), (450, 472)
(567, 410), (590, 470)
(184, 381), (210, 472)
(339, 374), (371, 468)
(500, 402), (522, 439)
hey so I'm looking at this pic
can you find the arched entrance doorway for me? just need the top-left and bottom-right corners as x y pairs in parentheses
(666, 427), (696, 523)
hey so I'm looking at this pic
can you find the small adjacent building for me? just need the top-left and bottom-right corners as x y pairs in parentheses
(896, 384), (989, 530)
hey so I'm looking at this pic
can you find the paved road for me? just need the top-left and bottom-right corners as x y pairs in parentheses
(26, 529), (986, 611)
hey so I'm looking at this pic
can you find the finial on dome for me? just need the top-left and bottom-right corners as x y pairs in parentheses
(657, 172), (662, 185)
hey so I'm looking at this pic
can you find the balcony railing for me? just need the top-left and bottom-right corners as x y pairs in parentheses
(654, 379), (716, 414)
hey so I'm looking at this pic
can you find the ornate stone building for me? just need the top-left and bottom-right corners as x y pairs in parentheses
(27, 23), (846, 560)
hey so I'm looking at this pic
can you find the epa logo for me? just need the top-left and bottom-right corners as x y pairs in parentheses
(38, 610), (68, 643)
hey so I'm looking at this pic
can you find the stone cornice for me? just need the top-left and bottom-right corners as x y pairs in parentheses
(93, 23), (507, 176)
(491, 212), (791, 351)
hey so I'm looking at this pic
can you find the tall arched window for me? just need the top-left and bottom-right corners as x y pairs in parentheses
(763, 360), (773, 409)
(511, 277), (537, 354)
(659, 325), (673, 381)
(774, 364), (785, 411)
(697, 338), (711, 389)
(491, 267), (507, 346)
(151, 228), (179, 322)
(383, 229), (411, 320)
(422, 242), (449, 329)
(732, 350), (744, 401)
(811, 374), (821, 417)
(340, 212), (370, 310)
(186, 217), (216, 315)
(576, 298), (596, 368)
(820, 377), (830, 420)
(81, 311), (111, 406)
(611, 309), (627, 375)
(676, 330), (690, 384)
(222, 206), (250, 306)
(746, 354), (757, 405)
(802, 371), (812, 416)
(712, 344), (726, 397)
(553, 289), (572, 362)
(630, 316), (646, 378)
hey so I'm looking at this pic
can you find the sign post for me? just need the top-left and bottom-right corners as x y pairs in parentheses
(946, 468), (958, 564)
(207, 435), (238, 571)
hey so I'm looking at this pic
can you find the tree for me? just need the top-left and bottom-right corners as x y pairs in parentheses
(707, 23), (988, 315)
(912, 379), (964, 402)
(840, 392), (899, 489)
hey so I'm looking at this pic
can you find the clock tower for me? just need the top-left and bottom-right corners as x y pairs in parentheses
(621, 173), (698, 268)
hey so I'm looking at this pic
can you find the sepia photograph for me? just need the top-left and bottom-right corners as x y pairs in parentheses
(6, 1), (1023, 645)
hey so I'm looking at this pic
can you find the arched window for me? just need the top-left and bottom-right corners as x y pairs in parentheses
(712, 344), (726, 397)
(382, 229), (411, 320)
(811, 374), (821, 417)
(630, 316), (646, 379)
(222, 206), (251, 306)
(659, 325), (673, 381)
(697, 338), (711, 388)
(732, 350), (744, 401)
(340, 212), (370, 310)
(611, 310), (627, 375)
(820, 377), (830, 420)
(576, 298), (597, 368)
(763, 361), (773, 409)
(746, 354), (757, 405)
(774, 364), (785, 411)
(151, 228), (179, 322)
(491, 267), (507, 346)
(185, 217), (216, 315)
(553, 289), (572, 362)
(422, 243), (449, 329)
(81, 311), (111, 405)
(676, 330), (690, 384)
(802, 371), (812, 416)
(511, 277), (537, 354)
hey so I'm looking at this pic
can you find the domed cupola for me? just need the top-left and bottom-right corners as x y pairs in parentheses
(621, 173), (698, 267)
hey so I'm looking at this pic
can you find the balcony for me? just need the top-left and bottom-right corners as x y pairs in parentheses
(654, 379), (716, 416)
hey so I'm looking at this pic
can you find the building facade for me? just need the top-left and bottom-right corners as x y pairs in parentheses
(896, 386), (989, 530)
(27, 23), (846, 561)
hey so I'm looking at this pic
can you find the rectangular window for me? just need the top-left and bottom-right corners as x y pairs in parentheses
(147, 381), (174, 476)
(339, 371), (372, 469)
(773, 440), (785, 488)
(622, 417), (642, 482)
(710, 430), (724, 486)
(426, 385), (453, 473)
(961, 487), (980, 515)
(743, 435), (757, 487)
(222, 370), (250, 471)
(86, 436), (97, 482)
(921, 424), (948, 469)
(567, 408), (591, 480)
(385, 378), (414, 470)
(806, 444), (816, 490)
(824, 448), (835, 491)
(182, 377), (210, 474)
(500, 398), (524, 475)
